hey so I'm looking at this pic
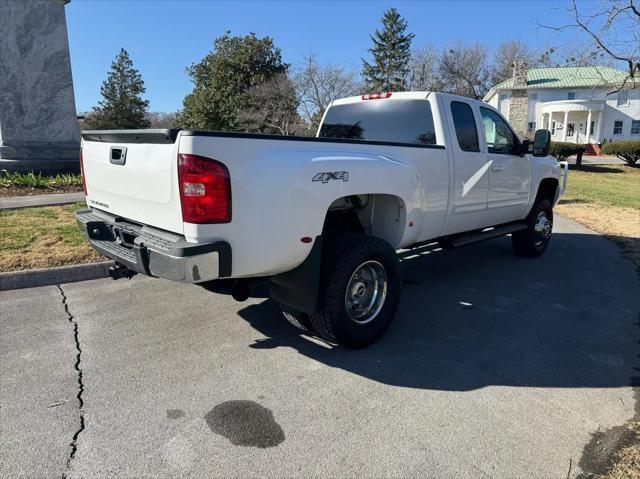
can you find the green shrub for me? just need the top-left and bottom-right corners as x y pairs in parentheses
(550, 142), (585, 160)
(601, 140), (640, 166)
(0, 170), (82, 188)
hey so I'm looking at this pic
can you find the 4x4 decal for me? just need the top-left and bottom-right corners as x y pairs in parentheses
(312, 171), (349, 183)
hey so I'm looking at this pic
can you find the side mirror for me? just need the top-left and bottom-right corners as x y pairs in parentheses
(519, 139), (532, 156)
(532, 129), (551, 157)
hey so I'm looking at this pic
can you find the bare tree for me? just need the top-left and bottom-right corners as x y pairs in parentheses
(491, 40), (539, 84)
(539, 0), (639, 91)
(235, 72), (304, 136)
(408, 45), (443, 91)
(294, 53), (360, 133)
(146, 112), (177, 129)
(439, 43), (491, 99)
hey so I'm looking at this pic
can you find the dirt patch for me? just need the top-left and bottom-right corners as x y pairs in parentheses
(601, 426), (640, 479)
(0, 185), (83, 197)
(578, 421), (640, 479)
(556, 202), (640, 269)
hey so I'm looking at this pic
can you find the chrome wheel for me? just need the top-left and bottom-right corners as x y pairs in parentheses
(344, 260), (388, 324)
(533, 211), (552, 246)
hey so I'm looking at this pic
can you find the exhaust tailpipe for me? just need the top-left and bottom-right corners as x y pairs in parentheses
(231, 279), (252, 302)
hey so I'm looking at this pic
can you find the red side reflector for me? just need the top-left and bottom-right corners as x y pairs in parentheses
(178, 153), (231, 224)
(361, 92), (392, 100)
(79, 147), (87, 195)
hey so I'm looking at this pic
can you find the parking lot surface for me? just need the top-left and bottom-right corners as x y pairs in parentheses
(1, 217), (638, 478)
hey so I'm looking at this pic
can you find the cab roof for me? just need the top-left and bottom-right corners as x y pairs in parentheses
(331, 91), (432, 106)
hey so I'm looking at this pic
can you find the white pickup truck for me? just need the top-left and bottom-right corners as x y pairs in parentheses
(77, 91), (567, 348)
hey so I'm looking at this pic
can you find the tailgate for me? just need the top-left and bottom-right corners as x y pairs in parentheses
(81, 130), (183, 234)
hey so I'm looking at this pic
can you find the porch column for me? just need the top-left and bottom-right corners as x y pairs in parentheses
(595, 110), (604, 143)
(547, 112), (553, 131)
(585, 109), (592, 144)
(562, 111), (569, 142)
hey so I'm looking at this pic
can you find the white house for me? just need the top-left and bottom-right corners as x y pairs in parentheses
(483, 65), (640, 154)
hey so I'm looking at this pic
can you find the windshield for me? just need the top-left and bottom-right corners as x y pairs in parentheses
(319, 99), (437, 145)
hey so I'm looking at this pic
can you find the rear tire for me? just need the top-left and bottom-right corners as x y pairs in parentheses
(280, 305), (314, 332)
(309, 234), (401, 349)
(512, 198), (553, 257)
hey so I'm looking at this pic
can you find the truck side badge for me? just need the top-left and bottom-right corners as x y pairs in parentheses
(312, 171), (349, 183)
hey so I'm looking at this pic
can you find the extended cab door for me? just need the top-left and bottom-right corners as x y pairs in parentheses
(478, 106), (532, 223)
(442, 98), (491, 234)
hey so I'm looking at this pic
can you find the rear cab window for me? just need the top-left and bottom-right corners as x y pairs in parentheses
(319, 99), (437, 146)
(450, 101), (480, 152)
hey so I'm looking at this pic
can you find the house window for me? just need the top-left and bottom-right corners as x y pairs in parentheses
(567, 92), (576, 100)
(617, 90), (629, 107)
(631, 120), (640, 135)
(567, 123), (575, 137)
(590, 121), (594, 135)
(551, 121), (556, 135)
(528, 121), (536, 132)
(613, 121), (623, 135)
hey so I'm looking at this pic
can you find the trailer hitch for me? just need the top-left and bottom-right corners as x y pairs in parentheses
(108, 263), (137, 280)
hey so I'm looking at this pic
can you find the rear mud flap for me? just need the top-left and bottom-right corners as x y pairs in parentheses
(269, 236), (323, 315)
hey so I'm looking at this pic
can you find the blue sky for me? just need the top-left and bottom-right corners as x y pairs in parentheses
(66, 0), (576, 113)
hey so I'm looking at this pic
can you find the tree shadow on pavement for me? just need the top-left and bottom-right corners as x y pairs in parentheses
(238, 231), (640, 392)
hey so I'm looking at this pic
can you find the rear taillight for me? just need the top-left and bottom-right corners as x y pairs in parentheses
(178, 153), (231, 224)
(79, 147), (87, 195)
(361, 92), (392, 100)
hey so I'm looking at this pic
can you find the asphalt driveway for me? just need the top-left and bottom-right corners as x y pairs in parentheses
(1, 216), (638, 478)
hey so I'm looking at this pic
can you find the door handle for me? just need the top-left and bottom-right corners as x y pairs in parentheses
(491, 163), (505, 172)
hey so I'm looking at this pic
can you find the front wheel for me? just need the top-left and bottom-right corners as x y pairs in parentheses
(512, 198), (553, 257)
(309, 235), (401, 349)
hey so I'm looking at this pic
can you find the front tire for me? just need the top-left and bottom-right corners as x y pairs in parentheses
(309, 235), (401, 349)
(512, 198), (553, 257)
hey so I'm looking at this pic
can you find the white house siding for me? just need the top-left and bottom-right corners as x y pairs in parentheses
(490, 86), (639, 143)
(601, 88), (640, 141)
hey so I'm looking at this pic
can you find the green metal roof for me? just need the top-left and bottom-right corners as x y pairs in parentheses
(489, 66), (627, 91)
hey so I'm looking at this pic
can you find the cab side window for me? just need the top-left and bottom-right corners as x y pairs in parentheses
(450, 101), (480, 152)
(480, 107), (517, 154)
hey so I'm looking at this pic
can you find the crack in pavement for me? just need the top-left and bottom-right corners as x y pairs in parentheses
(57, 285), (85, 479)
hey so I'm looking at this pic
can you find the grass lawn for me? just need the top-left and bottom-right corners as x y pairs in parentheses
(0, 202), (102, 272)
(560, 165), (640, 210)
(556, 164), (640, 269)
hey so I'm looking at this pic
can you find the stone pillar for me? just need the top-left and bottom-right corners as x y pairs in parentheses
(0, 0), (80, 173)
(508, 60), (529, 138)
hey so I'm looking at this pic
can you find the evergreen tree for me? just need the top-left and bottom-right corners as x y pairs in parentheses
(87, 48), (150, 129)
(176, 32), (287, 130)
(362, 8), (415, 91)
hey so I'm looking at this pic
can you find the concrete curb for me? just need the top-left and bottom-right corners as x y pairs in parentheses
(0, 261), (114, 291)
(0, 192), (85, 210)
